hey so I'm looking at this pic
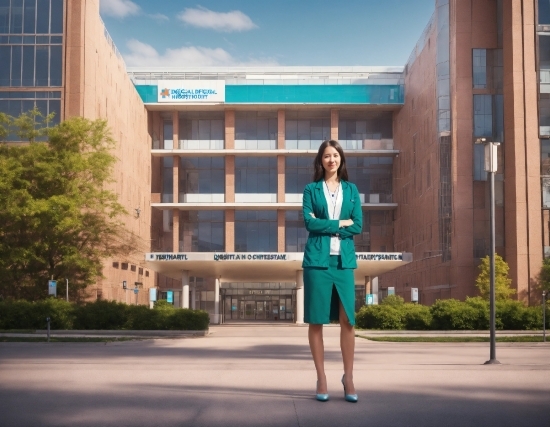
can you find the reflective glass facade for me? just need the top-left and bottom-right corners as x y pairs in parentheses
(0, 0), (63, 87)
(338, 111), (393, 150)
(235, 211), (277, 252)
(285, 110), (330, 150)
(179, 157), (225, 202)
(179, 211), (224, 252)
(235, 111), (277, 150)
(285, 211), (307, 252)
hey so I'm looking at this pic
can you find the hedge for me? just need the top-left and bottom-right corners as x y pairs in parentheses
(0, 299), (210, 330)
(355, 296), (549, 330)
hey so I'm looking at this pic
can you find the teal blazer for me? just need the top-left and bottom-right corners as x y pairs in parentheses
(302, 180), (363, 269)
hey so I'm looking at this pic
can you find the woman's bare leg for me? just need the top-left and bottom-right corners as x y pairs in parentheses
(308, 324), (327, 393)
(339, 301), (356, 394)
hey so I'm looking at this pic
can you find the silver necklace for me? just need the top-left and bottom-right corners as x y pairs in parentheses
(324, 180), (340, 219)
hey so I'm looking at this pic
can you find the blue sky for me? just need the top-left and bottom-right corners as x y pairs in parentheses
(100, 0), (435, 67)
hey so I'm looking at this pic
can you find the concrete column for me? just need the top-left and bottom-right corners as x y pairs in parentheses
(372, 277), (379, 304)
(365, 276), (371, 295)
(191, 280), (196, 310)
(277, 210), (285, 252)
(172, 209), (179, 252)
(226, 156), (235, 203)
(225, 110), (235, 149)
(277, 155), (285, 202)
(225, 210), (235, 252)
(172, 110), (179, 149)
(214, 277), (221, 324)
(181, 270), (189, 309)
(173, 155), (179, 203)
(330, 109), (338, 140)
(277, 109), (285, 149)
(296, 270), (304, 324)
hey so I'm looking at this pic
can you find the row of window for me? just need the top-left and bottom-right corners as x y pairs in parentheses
(0, 44), (62, 86)
(160, 156), (393, 200)
(0, 0), (63, 35)
(167, 210), (381, 253)
(160, 114), (394, 150)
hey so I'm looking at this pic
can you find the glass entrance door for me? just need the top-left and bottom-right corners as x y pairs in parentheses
(256, 301), (265, 319)
(242, 301), (255, 320)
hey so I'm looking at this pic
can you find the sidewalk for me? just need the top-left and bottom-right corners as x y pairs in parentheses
(1, 324), (548, 427)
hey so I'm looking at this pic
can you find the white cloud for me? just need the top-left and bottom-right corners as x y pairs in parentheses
(178, 7), (258, 32)
(149, 13), (169, 23)
(123, 39), (277, 67)
(100, 0), (140, 19)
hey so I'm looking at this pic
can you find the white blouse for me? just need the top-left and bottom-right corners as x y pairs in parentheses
(322, 181), (343, 255)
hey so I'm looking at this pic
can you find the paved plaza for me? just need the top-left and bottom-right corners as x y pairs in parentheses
(0, 325), (549, 427)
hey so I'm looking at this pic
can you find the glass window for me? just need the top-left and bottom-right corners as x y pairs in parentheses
(49, 44), (61, 85)
(23, 0), (36, 34)
(10, 0), (22, 34)
(339, 111), (393, 150)
(235, 111), (277, 150)
(10, 44), (21, 86)
(354, 210), (370, 251)
(285, 111), (330, 150)
(539, 0), (550, 25)
(179, 157), (225, 198)
(235, 211), (277, 252)
(180, 211), (224, 252)
(163, 120), (173, 149)
(0, 0), (9, 33)
(0, 45), (10, 85)
(542, 140), (550, 176)
(235, 156), (277, 194)
(473, 49), (486, 89)
(285, 210), (307, 252)
(21, 44), (33, 85)
(285, 156), (312, 194)
(473, 144), (488, 181)
(180, 112), (225, 149)
(36, 0), (49, 33)
(162, 156), (173, 203)
(50, 0), (62, 33)
(347, 157), (393, 203)
(473, 94), (492, 137)
(34, 44), (47, 86)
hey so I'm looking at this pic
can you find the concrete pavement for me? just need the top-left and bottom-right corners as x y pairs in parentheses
(0, 324), (549, 427)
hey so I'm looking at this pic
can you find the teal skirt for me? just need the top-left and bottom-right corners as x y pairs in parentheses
(304, 255), (355, 325)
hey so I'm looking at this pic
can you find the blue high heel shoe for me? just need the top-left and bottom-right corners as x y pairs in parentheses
(341, 375), (358, 403)
(316, 381), (329, 402)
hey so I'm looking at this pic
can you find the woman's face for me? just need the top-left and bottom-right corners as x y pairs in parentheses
(322, 145), (340, 175)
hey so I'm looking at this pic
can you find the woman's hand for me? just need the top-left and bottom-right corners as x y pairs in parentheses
(339, 219), (353, 228)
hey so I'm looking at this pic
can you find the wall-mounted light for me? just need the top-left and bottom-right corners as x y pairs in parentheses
(135, 208), (141, 218)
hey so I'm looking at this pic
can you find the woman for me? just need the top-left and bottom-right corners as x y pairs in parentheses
(302, 139), (362, 403)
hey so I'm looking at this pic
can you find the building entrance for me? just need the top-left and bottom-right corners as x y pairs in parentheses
(221, 283), (295, 322)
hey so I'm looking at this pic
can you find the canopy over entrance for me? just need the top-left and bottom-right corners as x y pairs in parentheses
(145, 252), (412, 282)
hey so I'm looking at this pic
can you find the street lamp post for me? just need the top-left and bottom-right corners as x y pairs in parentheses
(476, 138), (501, 365)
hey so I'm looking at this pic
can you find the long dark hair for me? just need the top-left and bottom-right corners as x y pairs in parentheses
(313, 140), (349, 182)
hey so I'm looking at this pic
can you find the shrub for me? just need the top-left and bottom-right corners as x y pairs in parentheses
(381, 295), (405, 307)
(464, 297), (490, 329)
(0, 299), (74, 329)
(401, 304), (432, 330)
(73, 300), (128, 330)
(430, 299), (480, 330)
(355, 305), (404, 330)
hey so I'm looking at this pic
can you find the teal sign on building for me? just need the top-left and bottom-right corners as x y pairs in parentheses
(134, 84), (404, 105)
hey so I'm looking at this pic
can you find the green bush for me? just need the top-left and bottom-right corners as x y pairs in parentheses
(464, 297), (490, 329)
(430, 299), (481, 330)
(401, 304), (432, 330)
(0, 299), (209, 330)
(73, 300), (128, 330)
(0, 299), (74, 329)
(356, 305), (404, 330)
(380, 295), (405, 307)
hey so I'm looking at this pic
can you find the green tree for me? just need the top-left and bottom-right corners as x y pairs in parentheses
(537, 258), (550, 293)
(0, 111), (133, 301)
(475, 254), (515, 300)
